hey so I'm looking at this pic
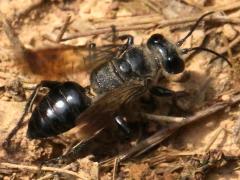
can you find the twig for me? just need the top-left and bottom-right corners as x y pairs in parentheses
(37, 163), (74, 180)
(219, 35), (240, 54)
(210, 35), (240, 64)
(0, 162), (85, 179)
(205, 1), (240, 12)
(61, 23), (156, 41)
(96, 163), (100, 180)
(56, 15), (72, 42)
(233, 113), (240, 144)
(204, 127), (224, 152)
(64, 2), (240, 41)
(181, 0), (205, 10)
(2, 101), (31, 150)
(0, 12), (27, 59)
(112, 157), (120, 180)
(61, 15), (240, 41)
(14, 0), (45, 21)
(222, 34), (233, 64)
(143, 0), (162, 13)
(93, 0), (240, 27)
(44, 15), (72, 43)
(95, 13), (240, 30)
(118, 92), (240, 162)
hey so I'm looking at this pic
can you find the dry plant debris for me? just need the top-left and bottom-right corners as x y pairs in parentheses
(0, 0), (240, 179)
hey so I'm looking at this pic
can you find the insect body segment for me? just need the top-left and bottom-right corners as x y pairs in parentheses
(19, 12), (231, 141)
(90, 33), (186, 95)
(27, 81), (91, 139)
(26, 30), (230, 140)
(147, 34), (185, 74)
(90, 46), (155, 94)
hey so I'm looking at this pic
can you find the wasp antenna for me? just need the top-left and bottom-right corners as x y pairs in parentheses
(176, 11), (215, 47)
(181, 47), (232, 67)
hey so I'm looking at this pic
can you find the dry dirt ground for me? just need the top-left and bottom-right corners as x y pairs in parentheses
(1, 0), (240, 179)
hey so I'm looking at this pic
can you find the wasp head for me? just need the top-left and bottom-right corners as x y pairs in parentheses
(147, 34), (185, 74)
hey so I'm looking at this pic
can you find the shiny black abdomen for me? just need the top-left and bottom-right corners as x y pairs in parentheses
(27, 82), (91, 139)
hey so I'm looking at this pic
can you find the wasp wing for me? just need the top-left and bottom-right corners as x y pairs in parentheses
(83, 43), (128, 72)
(23, 43), (125, 78)
(66, 82), (147, 139)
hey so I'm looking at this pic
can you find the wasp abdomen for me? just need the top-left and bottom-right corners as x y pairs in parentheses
(27, 82), (91, 139)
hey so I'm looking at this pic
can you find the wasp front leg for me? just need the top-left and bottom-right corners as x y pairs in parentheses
(143, 85), (188, 124)
(118, 34), (134, 46)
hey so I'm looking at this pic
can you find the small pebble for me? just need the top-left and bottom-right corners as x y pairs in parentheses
(222, 24), (237, 40)
(221, 94), (230, 101)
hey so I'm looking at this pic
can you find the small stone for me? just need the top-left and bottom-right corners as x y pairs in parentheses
(222, 24), (237, 41)
(110, 1), (119, 11)
(221, 94), (230, 101)
(1, 94), (10, 101)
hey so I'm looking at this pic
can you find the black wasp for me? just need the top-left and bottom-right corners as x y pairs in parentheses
(4, 12), (231, 159)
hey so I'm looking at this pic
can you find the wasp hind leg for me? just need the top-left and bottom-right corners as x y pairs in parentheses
(2, 81), (62, 151)
(46, 139), (92, 165)
(47, 129), (104, 164)
(47, 117), (132, 164)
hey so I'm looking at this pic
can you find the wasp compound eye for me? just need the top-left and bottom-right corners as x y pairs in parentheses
(147, 34), (166, 48)
(162, 53), (185, 74)
(147, 34), (185, 74)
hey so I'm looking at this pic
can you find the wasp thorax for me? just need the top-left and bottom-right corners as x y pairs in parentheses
(118, 48), (150, 77)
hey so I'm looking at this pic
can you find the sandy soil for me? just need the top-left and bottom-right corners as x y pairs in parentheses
(0, 0), (240, 179)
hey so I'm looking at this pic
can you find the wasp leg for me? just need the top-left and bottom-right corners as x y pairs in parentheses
(141, 113), (186, 124)
(149, 86), (187, 97)
(87, 42), (97, 62)
(46, 139), (92, 165)
(53, 117), (131, 164)
(48, 129), (103, 164)
(114, 116), (131, 137)
(2, 80), (61, 151)
(149, 86), (175, 97)
(149, 85), (189, 114)
(109, 25), (133, 45)
(115, 34), (135, 58)
(118, 34), (134, 46)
